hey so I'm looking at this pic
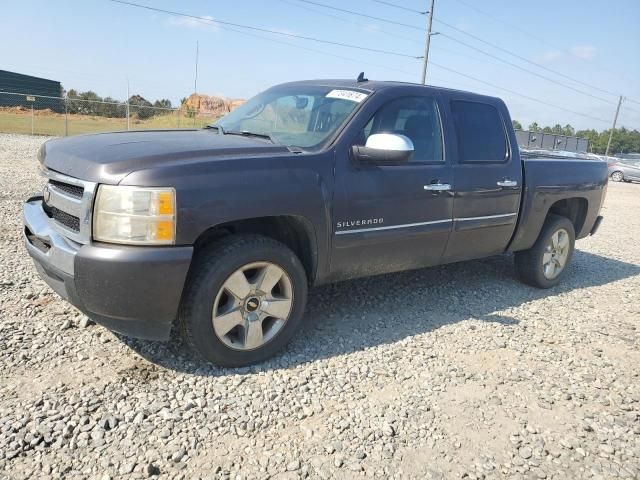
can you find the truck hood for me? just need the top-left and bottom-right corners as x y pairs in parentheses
(41, 129), (292, 183)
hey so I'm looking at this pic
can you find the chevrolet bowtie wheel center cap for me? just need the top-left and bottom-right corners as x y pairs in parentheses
(245, 297), (260, 312)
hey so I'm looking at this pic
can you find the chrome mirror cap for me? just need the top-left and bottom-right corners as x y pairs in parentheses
(365, 133), (414, 152)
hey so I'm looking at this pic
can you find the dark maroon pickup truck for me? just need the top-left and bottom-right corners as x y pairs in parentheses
(24, 78), (607, 366)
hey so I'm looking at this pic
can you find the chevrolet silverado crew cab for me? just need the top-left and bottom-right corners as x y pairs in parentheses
(23, 77), (607, 367)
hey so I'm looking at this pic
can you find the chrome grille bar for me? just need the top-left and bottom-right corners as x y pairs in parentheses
(44, 169), (97, 244)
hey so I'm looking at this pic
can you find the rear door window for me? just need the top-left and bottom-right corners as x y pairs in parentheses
(450, 100), (508, 163)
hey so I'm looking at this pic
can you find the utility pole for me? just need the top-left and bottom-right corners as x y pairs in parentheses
(605, 95), (624, 156)
(194, 40), (199, 94)
(420, 0), (436, 85)
(126, 79), (130, 131)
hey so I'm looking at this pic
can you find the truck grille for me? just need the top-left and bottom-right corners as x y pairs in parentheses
(49, 179), (84, 199)
(41, 170), (96, 244)
(46, 205), (81, 232)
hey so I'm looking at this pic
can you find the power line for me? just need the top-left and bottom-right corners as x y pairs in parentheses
(106, 0), (421, 59)
(619, 105), (640, 119)
(220, 20), (615, 125)
(294, 0), (423, 30)
(170, 11), (471, 96)
(438, 33), (616, 105)
(291, 0), (626, 102)
(277, 0), (422, 45)
(433, 17), (622, 98)
(279, 0), (360, 25)
(105, 0), (612, 126)
(217, 20), (421, 79)
(221, 8), (612, 124)
(429, 61), (610, 124)
(450, 0), (639, 91)
(282, 0), (484, 63)
(448, 0), (558, 49)
(370, 0), (426, 14)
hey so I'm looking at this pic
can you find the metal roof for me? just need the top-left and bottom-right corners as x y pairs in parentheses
(0, 70), (61, 96)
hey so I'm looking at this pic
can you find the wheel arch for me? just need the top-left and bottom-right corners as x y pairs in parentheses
(193, 215), (318, 284)
(547, 197), (588, 236)
(509, 195), (590, 253)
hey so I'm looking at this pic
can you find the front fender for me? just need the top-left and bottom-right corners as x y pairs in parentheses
(120, 152), (334, 278)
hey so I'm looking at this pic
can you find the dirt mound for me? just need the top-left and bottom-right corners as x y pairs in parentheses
(182, 93), (245, 115)
(0, 106), (59, 116)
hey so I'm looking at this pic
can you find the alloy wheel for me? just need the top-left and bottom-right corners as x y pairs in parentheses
(542, 228), (570, 280)
(212, 262), (293, 351)
(611, 171), (624, 182)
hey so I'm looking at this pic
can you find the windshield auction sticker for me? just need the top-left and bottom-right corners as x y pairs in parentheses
(326, 89), (368, 103)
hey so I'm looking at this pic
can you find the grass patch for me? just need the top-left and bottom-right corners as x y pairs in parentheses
(0, 109), (221, 137)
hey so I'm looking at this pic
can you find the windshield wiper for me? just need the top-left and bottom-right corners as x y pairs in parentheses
(205, 125), (225, 134)
(225, 130), (275, 143)
(287, 145), (304, 154)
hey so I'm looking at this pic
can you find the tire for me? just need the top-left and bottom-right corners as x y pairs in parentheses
(179, 234), (308, 367)
(514, 214), (575, 289)
(610, 171), (624, 182)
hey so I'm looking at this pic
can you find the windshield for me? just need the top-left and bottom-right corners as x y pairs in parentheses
(212, 85), (369, 149)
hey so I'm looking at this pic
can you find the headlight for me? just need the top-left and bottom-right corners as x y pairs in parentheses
(93, 185), (176, 245)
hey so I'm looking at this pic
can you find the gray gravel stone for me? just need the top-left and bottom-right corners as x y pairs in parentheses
(0, 134), (638, 480)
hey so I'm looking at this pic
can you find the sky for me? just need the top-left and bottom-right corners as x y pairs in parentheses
(1, 0), (639, 131)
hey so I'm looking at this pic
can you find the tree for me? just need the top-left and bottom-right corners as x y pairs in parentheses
(67, 90), (103, 115)
(542, 126), (553, 133)
(512, 120), (523, 130)
(129, 94), (154, 119)
(154, 99), (172, 110)
(62, 87), (183, 121)
(99, 96), (124, 118)
(563, 124), (575, 136)
(528, 122), (540, 132)
(551, 124), (564, 135)
(575, 128), (640, 154)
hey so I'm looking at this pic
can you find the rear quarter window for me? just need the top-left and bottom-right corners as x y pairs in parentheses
(451, 100), (508, 163)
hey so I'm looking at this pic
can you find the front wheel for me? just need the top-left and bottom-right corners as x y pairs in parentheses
(514, 215), (575, 289)
(610, 171), (624, 182)
(179, 235), (308, 367)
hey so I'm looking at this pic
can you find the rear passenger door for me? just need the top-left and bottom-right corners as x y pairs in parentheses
(442, 99), (523, 262)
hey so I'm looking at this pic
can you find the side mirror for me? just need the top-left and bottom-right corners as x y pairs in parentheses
(352, 133), (414, 164)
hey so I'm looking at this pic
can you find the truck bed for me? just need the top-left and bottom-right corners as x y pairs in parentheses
(509, 156), (608, 252)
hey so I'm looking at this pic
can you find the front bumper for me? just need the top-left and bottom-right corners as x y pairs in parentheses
(23, 197), (193, 340)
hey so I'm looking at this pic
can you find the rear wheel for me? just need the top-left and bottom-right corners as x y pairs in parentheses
(514, 215), (575, 289)
(611, 171), (624, 182)
(179, 235), (308, 367)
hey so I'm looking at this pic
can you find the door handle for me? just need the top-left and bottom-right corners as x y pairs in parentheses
(424, 183), (451, 191)
(497, 179), (518, 187)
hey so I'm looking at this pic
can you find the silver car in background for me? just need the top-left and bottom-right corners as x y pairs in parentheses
(608, 159), (640, 183)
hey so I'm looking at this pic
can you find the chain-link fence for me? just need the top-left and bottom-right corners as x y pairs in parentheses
(0, 91), (223, 137)
(1, 92), (596, 155)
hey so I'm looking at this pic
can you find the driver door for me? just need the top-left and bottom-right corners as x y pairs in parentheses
(330, 94), (454, 280)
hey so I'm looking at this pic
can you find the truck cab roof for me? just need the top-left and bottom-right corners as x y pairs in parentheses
(274, 78), (502, 103)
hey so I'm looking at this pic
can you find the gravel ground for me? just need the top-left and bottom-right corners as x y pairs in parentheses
(0, 132), (639, 480)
